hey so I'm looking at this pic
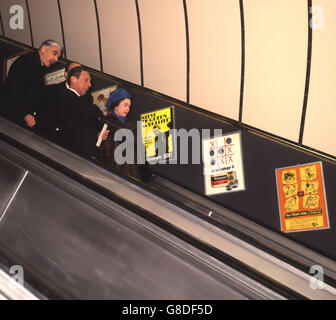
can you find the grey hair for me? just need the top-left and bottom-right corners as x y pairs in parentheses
(39, 39), (63, 54)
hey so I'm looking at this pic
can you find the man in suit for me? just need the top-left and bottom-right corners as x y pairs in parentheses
(55, 66), (108, 160)
(40, 61), (81, 140)
(40, 61), (102, 141)
(1, 39), (62, 129)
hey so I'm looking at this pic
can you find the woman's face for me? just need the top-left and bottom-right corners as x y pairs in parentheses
(114, 98), (131, 117)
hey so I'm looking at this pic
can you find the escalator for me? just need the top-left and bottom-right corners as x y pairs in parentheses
(0, 116), (335, 300)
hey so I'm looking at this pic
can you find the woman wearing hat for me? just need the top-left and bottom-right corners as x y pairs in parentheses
(98, 87), (151, 181)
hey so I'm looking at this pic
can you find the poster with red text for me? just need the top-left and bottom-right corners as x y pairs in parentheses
(275, 162), (329, 233)
(202, 131), (245, 195)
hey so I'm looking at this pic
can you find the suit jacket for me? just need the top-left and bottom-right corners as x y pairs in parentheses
(2, 51), (45, 126)
(40, 81), (103, 140)
(56, 88), (102, 159)
(40, 81), (67, 141)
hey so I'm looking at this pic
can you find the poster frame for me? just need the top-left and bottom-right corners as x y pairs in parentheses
(44, 68), (66, 86)
(202, 130), (246, 196)
(275, 161), (330, 233)
(140, 105), (176, 164)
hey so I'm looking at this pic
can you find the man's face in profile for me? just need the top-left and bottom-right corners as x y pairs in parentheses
(71, 71), (91, 96)
(40, 45), (61, 67)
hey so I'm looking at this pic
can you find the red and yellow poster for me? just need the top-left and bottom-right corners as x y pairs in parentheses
(275, 162), (329, 233)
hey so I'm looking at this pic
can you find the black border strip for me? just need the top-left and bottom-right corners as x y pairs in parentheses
(182, 0), (190, 104)
(56, 0), (67, 59)
(135, 0), (144, 86)
(0, 9), (4, 37)
(298, 0), (313, 145)
(93, 0), (103, 72)
(238, 0), (245, 123)
(25, 0), (34, 47)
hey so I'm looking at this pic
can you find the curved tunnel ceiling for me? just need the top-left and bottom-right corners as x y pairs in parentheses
(0, 0), (335, 157)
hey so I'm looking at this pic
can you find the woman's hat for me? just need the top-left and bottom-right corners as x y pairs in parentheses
(106, 88), (131, 109)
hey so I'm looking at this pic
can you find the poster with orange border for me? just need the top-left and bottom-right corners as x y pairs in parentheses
(275, 162), (329, 233)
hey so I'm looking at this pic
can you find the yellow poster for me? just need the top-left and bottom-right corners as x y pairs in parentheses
(140, 107), (175, 162)
(275, 162), (329, 233)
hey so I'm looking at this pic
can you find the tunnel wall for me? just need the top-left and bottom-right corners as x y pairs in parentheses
(0, 0), (335, 156)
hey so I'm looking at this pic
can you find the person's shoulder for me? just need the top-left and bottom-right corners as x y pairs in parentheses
(44, 81), (66, 91)
(43, 81), (67, 99)
(64, 88), (79, 98)
(10, 51), (41, 76)
(91, 104), (104, 119)
(102, 114), (121, 127)
(125, 118), (136, 130)
(16, 50), (39, 65)
(55, 88), (80, 107)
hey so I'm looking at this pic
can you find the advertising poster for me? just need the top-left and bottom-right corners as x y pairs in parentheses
(202, 131), (245, 195)
(91, 85), (117, 115)
(275, 162), (329, 233)
(3, 51), (26, 84)
(44, 68), (66, 86)
(140, 106), (175, 163)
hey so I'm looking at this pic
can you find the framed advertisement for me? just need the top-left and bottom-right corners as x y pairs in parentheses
(44, 68), (66, 86)
(202, 131), (245, 195)
(2, 51), (27, 84)
(91, 85), (117, 115)
(140, 106), (176, 163)
(275, 161), (330, 233)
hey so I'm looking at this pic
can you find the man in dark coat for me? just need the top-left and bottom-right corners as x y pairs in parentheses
(40, 61), (82, 141)
(40, 61), (103, 142)
(1, 40), (62, 129)
(55, 66), (108, 160)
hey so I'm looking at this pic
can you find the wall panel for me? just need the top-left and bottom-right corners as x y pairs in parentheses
(138, 0), (186, 101)
(59, 0), (100, 70)
(27, 0), (63, 49)
(0, 11), (4, 36)
(96, 0), (140, 85)
(242, 0), (308, 141)
(0, 0), (32, 46)
(187, 0), (241, 120)
(303, 1), (336, 156)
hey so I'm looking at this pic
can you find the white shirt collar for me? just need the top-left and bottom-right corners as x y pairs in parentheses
(67, 86), (80, 97)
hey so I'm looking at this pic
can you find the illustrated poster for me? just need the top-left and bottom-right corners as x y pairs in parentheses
(140, 106), (175, 163)
(275, 162), (329, 233)
(3, 51), (26, 84)
(44, 68), (65, 86)
(202, 131), (245, 195)
(91, 85), (117, 115)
